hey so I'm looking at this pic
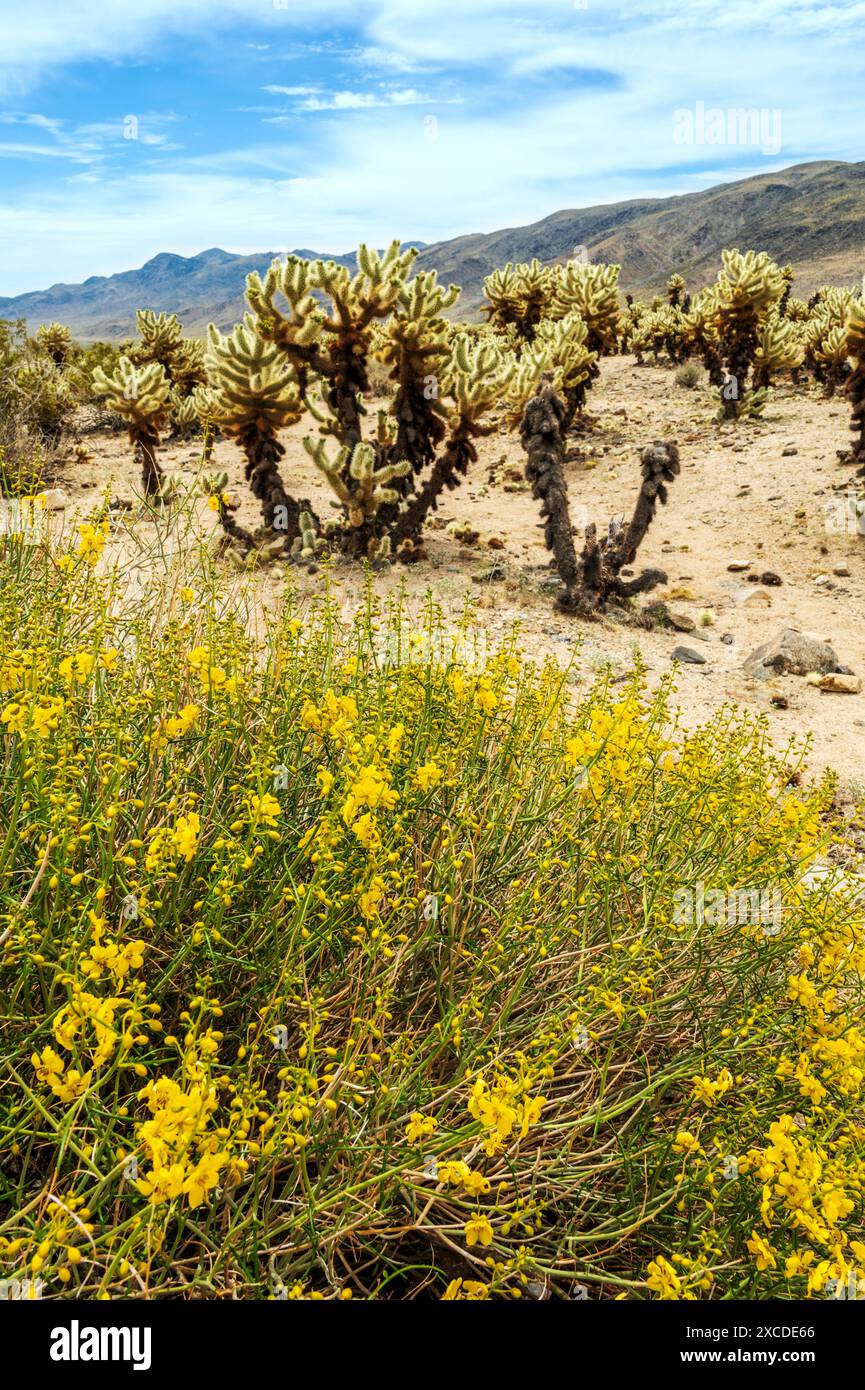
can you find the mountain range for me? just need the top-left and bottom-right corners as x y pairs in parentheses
(2, 161), (864, 340)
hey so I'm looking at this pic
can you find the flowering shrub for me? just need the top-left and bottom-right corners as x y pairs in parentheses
(0, 528), (863, 1300)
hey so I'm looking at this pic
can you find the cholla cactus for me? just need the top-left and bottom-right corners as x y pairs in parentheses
(667, 274), (687, 310)
(171, 391), (199, 436)
(551, 261), (621, 356)
(14, 356), (76, 441)
(505, 313), (597, 430)
(813, 322), (850, 395)
(678, 290), (724, 386)
(519, 378), (580, 607)
(752, 314), (804, 390)
(482, 259), (551, 343)
(92, 356), (171, 496)
(785, 296), (809, 323)
(711, 250), (785, 418)
(575, 442), (680, 611)
(242, 245), (509, 557)
(631, 305), (687, 366)
(170, 338), (207, 395)
(134, 310), (184, 370)
(621, 297), (650, 359)
(517, 367), (679, 614)
(777, 263), (795, 318)
(390, 334), (510, 547)
(844, 300), (865, 472)
(248, 241), (416, 448)
(204, 318), (311, 539)
(35, 322), (73, 366)
(291, 509), (321, 560)
(305, 438), (410, 546)
(373, 269), (458, 482)
(804, 291), (855, 395)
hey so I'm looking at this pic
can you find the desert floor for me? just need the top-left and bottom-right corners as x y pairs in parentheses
(53, 354), (865, 788)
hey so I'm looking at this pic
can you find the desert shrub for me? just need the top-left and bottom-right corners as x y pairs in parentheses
(675, 361), (702, 389)
(0, 317), (77, 457)
(1, 540), (861, 1300)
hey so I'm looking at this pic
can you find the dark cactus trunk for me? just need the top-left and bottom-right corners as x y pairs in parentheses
(519, 381), (580, 607)
(240, 426), (316, 543)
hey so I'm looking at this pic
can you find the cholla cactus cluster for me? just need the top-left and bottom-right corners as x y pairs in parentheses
(550, 261), (621, 356)
(482, 259), (551, 342)
(803, 287), (857, 395)
(127, 310), (209, 438)
(483, 254), (623, 434)
(211, 241), (509, 559)
(91, 356), (171, 496)
(752, 313), (804, 390)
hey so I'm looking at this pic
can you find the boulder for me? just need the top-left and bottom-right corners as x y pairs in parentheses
(744, 628), (844, 678)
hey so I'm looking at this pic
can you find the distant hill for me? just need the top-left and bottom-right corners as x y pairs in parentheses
(0, 244), (426, 341)
(3, 161), (864, 339)
(413, 160), (865, 310)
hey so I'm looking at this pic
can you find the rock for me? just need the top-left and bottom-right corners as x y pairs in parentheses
(809, 672), (861, 694)
(759, 571), (783, 586)
(672, 645), (707, 665)
(668, 610), (697, 633)
(782, 447), (798, 457)
(833, 562), (851, 577)
(735, 586), (772, 606)
(721, 633), (734, 645)
(771, 694), (789, 709)
(37, 488), (68, 511)
(744, 628), (844, 678)
(727, 560), (752, 572)
(487, 537), (505, 550)
(814, 574), (831, 586)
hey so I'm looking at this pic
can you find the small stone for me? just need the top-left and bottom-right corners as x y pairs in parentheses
(813, 672), (861, 694)
(727, 560), (752, 572)
(668, 610), (697, 633)
(37, 488), (68, 510)
(672, 645), (707, 665)
(473, 563), (505, 583)
(833, 562), (851, 577)
(735, 586), (772, 605)
(782, 447), (798, 457)
(721, 632), (734, 645)
(771, 694), (789, 709)
(759, 571), (782, 586)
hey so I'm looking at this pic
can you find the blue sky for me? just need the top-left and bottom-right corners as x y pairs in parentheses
(1, 0), (863, 295)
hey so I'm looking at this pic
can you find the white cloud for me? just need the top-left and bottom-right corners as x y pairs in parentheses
(1, 1), (863, 293)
